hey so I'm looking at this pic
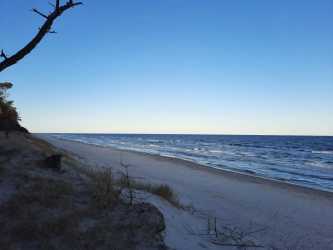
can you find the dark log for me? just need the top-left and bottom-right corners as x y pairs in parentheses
(44, 154), (63, 171)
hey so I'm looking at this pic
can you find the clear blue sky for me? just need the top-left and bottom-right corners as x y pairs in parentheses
(1, 0), (332, 135)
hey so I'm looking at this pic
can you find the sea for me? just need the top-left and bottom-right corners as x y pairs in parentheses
(50, 133), (333, 192)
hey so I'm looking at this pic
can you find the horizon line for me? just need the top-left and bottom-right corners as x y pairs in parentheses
(33, 132), (333, 137)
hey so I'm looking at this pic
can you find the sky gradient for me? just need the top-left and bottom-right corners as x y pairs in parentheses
(1, 0), (332, 135)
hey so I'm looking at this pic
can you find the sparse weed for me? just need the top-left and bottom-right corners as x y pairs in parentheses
(89, 168), (121, 209)
(118, 175), (182, 208)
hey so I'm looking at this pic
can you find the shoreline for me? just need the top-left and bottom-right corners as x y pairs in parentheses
(39, 133), (333, 249)
(46, 135), (333, 198)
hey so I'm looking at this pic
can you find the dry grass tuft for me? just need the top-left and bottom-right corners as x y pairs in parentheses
(89, 168), (121, 209)
(150, 183), (181, 208)
(150, 184), (177, 202)
(118, 176), (181, 208)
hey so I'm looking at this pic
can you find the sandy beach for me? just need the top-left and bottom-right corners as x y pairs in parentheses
(40, 134), (333, 250)
(2, 0), (332, 249)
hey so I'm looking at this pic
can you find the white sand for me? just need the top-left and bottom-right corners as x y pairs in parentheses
(40, 134), (333, 250)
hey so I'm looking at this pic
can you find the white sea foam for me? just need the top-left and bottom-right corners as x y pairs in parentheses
(312, 150), (333, 155)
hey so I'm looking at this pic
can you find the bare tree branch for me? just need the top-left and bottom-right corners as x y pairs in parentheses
(1, 50), (8, 60)
(32, 8), (49, 19)
(0, 0), (83, 73)
(56, 0), (60, 10)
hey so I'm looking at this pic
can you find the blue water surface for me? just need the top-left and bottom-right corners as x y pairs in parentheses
(50, 133), (333, 192)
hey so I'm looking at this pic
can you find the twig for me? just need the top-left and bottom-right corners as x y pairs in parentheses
(0, 50), (8, 60)
(32, 8), (48, 19)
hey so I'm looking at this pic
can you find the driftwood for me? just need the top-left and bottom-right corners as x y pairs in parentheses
(44, 154), (63, 171)
(0, 0), (82, 72)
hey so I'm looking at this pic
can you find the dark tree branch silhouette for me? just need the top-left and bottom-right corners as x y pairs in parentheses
(0, 0), (83, 73)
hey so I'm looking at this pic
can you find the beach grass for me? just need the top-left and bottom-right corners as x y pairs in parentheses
(117, 174), (182, 208)
(62, 152), (182, 209)
(89, 168), (121, 209)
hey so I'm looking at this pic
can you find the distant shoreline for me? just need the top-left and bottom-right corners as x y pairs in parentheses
(40, 134), (333, 197)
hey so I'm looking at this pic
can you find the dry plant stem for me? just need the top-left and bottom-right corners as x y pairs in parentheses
(120, 161), (134, 206)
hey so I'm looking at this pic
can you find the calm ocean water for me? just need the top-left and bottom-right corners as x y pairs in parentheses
(50, 134), (333, 192)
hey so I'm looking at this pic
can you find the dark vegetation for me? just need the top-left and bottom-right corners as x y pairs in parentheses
(0, 82), (28, 134)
